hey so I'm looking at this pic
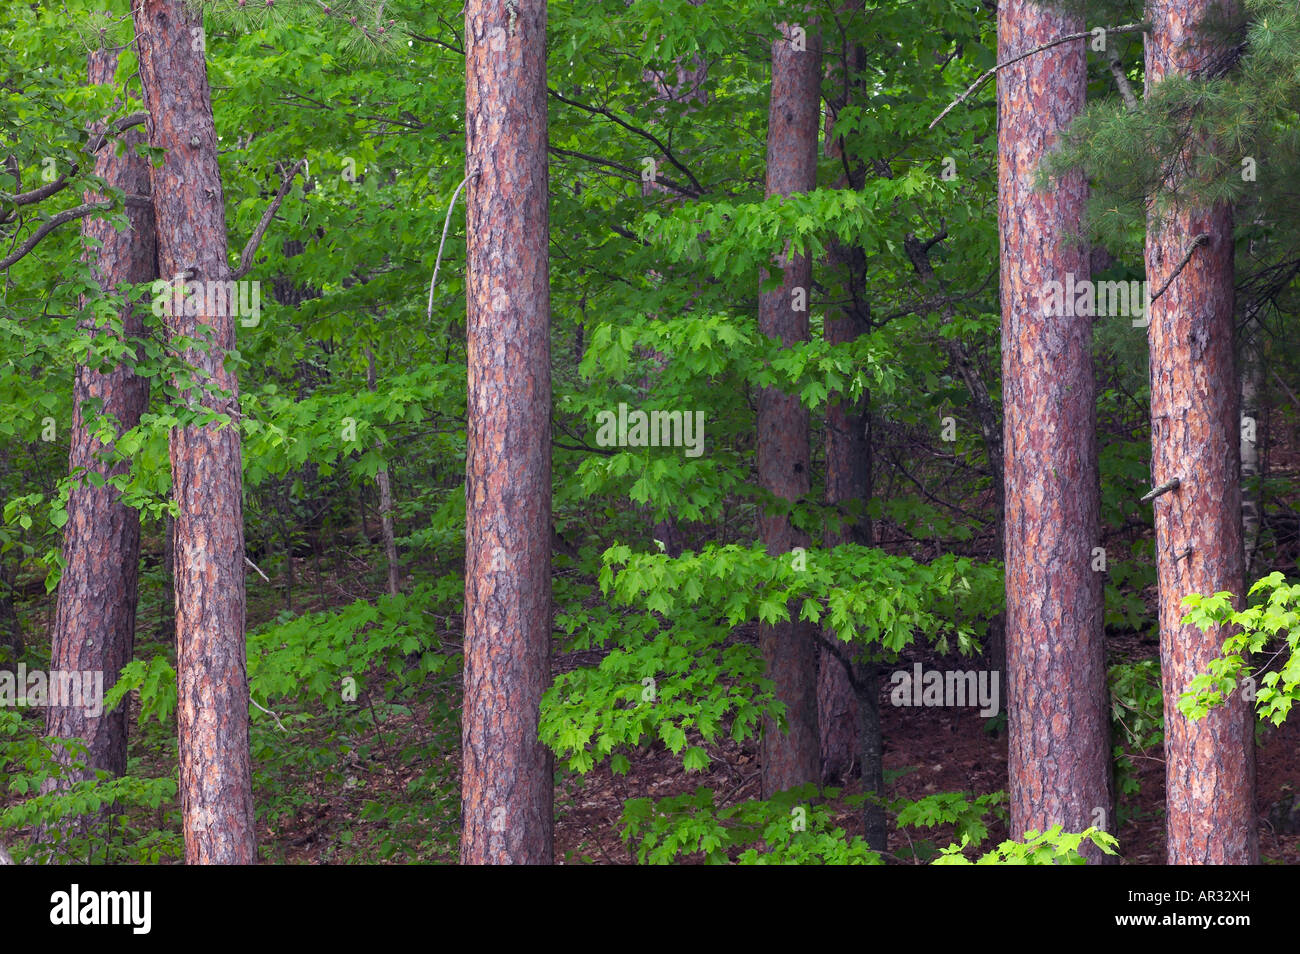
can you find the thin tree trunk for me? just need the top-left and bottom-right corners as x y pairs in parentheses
(998, 0), (1113, 859)
(1240, 308), (1262, 578)
(42, 46), (154, 825)
(461, 0), (554, 864)
(367, 350), (401, 598)
(818, 14), (866, 773)
(161, 508), (176, 645)
(820, 20), (888, 849)
(1144, 0), (1257, 865)
(133, 0), (256, 865)
(758, 19), (821, 798)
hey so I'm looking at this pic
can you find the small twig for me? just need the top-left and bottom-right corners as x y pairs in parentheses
(1149, 233), (1210, 304)
(1140, 477), (1181, 503)
(250, 695), (288, 732)
(244, 555), (271, 582)
(427, 167), (478, 323)
(929, 23), (1148, 129)
(232, 158), (307, 280)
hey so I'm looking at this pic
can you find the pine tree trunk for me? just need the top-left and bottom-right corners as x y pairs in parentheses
(461, 0), (554, 864)
(133, 0), (256, 865)
(998, 0), (1113, 859)
(42, 47), (154, 824)
(1144, 0), (1257, 865)
(758, 19), (821, 798)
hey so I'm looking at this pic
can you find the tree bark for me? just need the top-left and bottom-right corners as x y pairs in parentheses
(42, 46), (154, 821)
(818, 15), (868, 779)
(133, 0), (256, 865)
(461, 0), (554, 864)
(758, 19), (821, 798)
(1144, 0), (1257, 865)
(998, 0), (1113, 859)
(367, 350), (401, 598)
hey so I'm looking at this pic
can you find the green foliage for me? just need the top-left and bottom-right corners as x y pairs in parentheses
(933, 825), (1119, 865)
(1181, 572), (1300, 726)
(541, 543), (1001, 774)
(620, 784), (1112, 865)
(0, 711), (180, 864)
(1108, 659), (1164, 797)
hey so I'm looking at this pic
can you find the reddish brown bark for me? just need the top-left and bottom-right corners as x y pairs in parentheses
(998, 0), (1113, 858)
(133, 0), (255, 865)
(461, 0), (554, 864)
(44, 47), (154, 801)
(1145, 0), (1257, 865)
(758, 20), (821, 798)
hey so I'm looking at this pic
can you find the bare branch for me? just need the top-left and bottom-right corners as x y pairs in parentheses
(231, 159), (307, 280)
(427, 168), (478, 323)
(0, 111), (147, 210)
(1108, 55), (1138, 110)
(0, 200), (112, 271)
(1149, 232), (1210, 304)
(1140, 477), (1181, 503)
(548, 146), (698, 198)
(548, 88), (705, 195)
(929, 23), (1149, 130)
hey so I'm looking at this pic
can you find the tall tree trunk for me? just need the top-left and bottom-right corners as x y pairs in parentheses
(1144, 0), (1257, 865)
(998, 0), (1113, 858)
(367, 349), (401, 598)
(758, 19), (821, 798)
(461, 0), (554, 864)
(133, 0), (256, 865)
(818, 22), (883, 847)
(42, 46), (154, 824)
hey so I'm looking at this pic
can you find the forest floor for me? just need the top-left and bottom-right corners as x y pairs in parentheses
(250, 566), (1300, 864)
(8, 529), (1297, 864)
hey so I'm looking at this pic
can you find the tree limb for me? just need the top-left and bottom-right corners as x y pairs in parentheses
(231, 159), (307, 280)
(1108, 54), (1139, 110)
(929, 23), (1149, 129)
(548, 88), (705, 196)
(1149, 232), (1210, 304)
(0, 112), (148, 211)
(548, 146), (698, 199)
(0, 200), (113, 270)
